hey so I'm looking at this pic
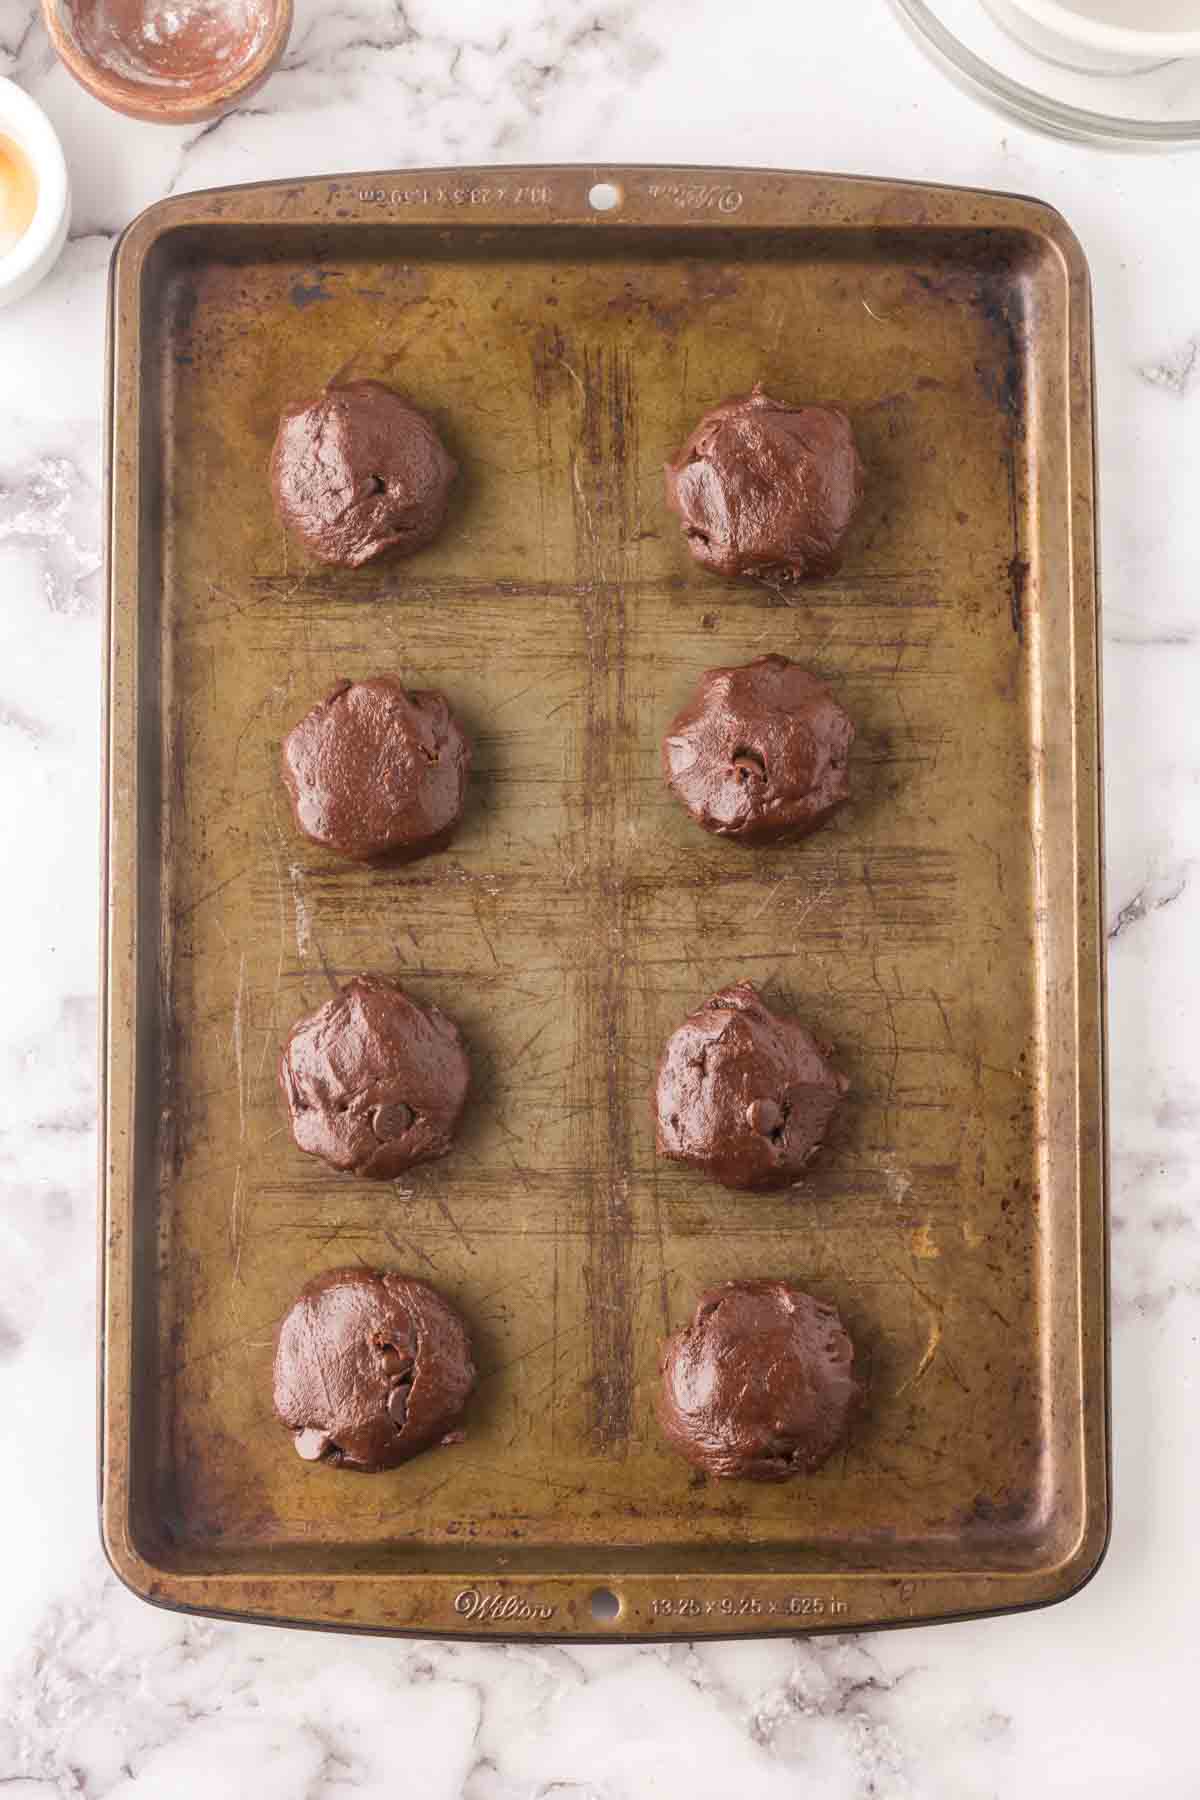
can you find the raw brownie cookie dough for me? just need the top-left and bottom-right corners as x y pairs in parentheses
(663, 653), (853, 845)
(280, 977), (470, 1179)
(282, 676), (471, 863)
(655, 981), (847, 1191)
(658, 1280), (861, 1480)
(270, 380), (457, 567)
(664, 384), (864, 581)
(273, 1267), (476, 1471)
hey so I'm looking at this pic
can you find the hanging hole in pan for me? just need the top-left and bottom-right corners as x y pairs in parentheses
(588, 182), (622, 213)
(589, 1586), (621, 1622)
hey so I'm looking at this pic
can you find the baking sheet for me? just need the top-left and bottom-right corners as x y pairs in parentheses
(100, 166), (1107, 1638)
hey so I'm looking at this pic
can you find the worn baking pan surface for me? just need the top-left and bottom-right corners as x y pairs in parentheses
(101, 166), (1107, 1639)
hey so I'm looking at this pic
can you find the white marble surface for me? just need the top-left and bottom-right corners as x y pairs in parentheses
(0, 0), (1198, 1792)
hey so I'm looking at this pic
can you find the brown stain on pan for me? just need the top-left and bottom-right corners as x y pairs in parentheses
(568, 334), (638, 1450)
(906, 262), (1032, 642)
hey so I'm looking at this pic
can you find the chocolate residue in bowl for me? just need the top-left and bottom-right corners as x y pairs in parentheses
(61, 0), (269, 89)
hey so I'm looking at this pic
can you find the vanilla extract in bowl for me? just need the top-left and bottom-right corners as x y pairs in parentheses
(0, 131), (37, 258)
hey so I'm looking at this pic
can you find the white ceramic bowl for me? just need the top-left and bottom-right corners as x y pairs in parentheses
(0, 78), (70, 308)
(987, 0), (1200, 74)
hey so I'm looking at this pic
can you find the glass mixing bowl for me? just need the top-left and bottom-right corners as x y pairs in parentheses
(890, 0), (1200, 147)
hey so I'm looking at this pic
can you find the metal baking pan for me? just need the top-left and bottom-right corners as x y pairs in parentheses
(100, 165), (1107, 1639)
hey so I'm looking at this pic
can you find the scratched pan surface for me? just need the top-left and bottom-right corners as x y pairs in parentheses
(101, 167), (1107, 1640)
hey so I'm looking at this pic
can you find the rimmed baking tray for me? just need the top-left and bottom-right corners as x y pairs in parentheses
(101, 165), (1107, 1639)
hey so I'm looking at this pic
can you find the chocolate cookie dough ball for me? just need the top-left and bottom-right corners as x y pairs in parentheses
(655, 981), (847, 1191)
(280, 977), (470, 1180)
(273, 1267), (476, 1471)
(282, 676), (471, 863)
(665, 384), (864, 582)
(658, 1281), (862, 1480)
(270, 380), (457, 568)
(663, 654), (853, 845)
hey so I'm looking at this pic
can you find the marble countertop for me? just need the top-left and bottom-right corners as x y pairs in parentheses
(1, 0), (1197, 1792)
